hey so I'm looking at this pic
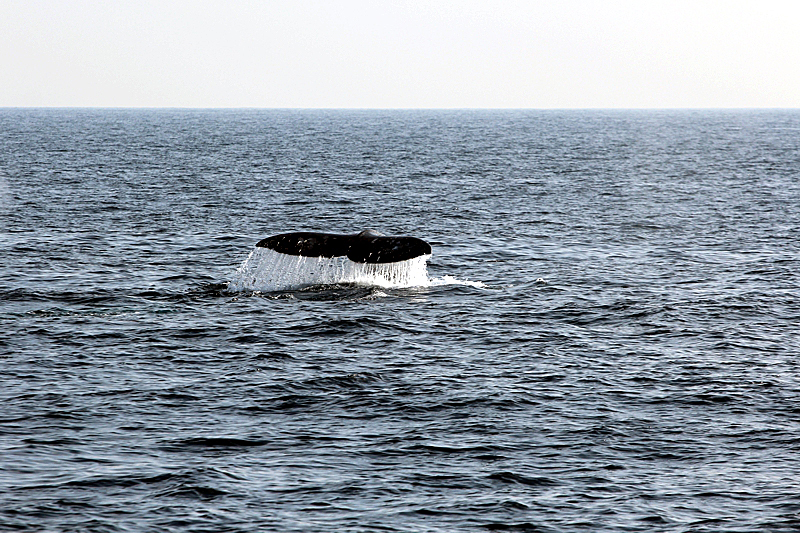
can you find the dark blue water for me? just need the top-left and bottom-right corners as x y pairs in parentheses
(2, 109), (800, 532)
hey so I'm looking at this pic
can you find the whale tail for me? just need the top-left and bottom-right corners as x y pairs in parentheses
(229, 230), (432, 291)
(256, 231), (431, 264)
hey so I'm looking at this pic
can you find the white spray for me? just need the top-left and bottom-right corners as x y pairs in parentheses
(228, 248), (431, 292)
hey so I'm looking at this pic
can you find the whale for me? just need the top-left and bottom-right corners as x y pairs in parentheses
(256, 230), (432, 264)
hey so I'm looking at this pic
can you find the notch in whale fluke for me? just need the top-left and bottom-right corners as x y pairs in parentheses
(256, 230), (432, 264)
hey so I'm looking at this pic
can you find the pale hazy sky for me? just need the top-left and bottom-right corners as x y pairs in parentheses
(1, 0), (798, 108)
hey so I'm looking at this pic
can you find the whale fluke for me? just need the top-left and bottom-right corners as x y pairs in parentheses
(256, 230), (432, 264)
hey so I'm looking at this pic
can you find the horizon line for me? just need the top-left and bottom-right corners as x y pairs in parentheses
(2, 106), (799, 111)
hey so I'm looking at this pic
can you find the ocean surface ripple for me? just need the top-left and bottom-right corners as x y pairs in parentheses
(2, 109), (800, 532)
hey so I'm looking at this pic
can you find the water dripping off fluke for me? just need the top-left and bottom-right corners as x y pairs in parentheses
(227, 248), (431, 292)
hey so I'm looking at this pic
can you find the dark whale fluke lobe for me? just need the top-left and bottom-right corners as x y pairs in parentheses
(256, 231), (432, 264)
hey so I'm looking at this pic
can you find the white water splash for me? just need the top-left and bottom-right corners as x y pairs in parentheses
(429, 275), (488, 289)
(228, 248), (432, 292)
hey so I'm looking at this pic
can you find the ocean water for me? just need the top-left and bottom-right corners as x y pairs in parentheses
(1, 108), (800, 532)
